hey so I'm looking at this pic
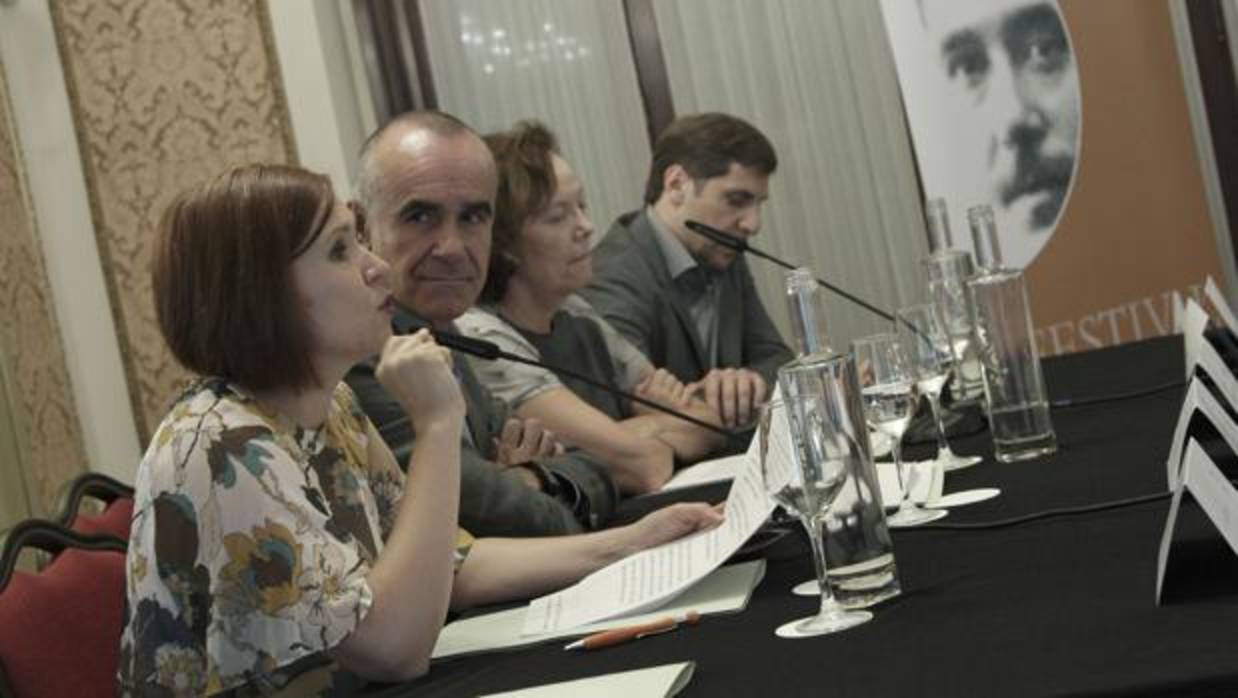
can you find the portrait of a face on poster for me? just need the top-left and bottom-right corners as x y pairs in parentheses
(881, 0), (1226, 356)
(882, 0), (1080, 270)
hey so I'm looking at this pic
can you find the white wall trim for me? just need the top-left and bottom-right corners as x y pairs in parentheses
(0, 1), (141, 481)
(268, 0), (376, 197)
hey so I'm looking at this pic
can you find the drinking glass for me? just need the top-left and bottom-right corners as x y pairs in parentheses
(926, 253), (985, 405)
(758, 399), (872, 638)
(896, 304), (983, 471)
(853, 334), (947, 528)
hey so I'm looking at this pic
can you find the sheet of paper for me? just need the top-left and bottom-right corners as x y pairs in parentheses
(1172, 290), (1185, 334)
(1158, 439), (1238, 604)
(522, 413), (782, 634)
(1205, 276), (1238, 337)
(875, 460), (941, 506)
(1166, 380), (1238, 490)
(433, 559), (765, 660)
(659, 454), (747, 492)
(478, 662), (695, 698)
(1183, 298), (1211, 379)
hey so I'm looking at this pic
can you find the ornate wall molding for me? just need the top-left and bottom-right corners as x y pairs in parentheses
(0, 58), (88, 516)
(49, 0), (297, 439)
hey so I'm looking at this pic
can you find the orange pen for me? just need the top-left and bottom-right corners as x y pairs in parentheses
(563, 611), (701, 651)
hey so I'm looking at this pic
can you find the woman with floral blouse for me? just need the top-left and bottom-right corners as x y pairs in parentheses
(119, 164), (722, 696)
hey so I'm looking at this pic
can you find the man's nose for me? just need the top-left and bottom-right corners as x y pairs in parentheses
(990, 58), (1045, 151)
(738, 206), (761, 236)
(429, 225), (468, 259)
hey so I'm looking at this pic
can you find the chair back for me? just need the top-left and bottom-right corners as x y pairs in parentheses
(55, 472), (134, 540)
(0, 519), (127, 698)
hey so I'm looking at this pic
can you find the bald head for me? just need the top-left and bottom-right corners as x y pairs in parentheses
(357, 110), (491, 210)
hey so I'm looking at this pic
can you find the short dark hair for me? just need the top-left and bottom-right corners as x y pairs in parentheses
(479, 121), (561, 304)
(644, 113), (778, 204)
(152, 164), (334, 391)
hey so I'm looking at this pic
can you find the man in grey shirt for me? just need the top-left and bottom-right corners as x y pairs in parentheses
(582, 113), (793, 431)
(347, 110), (617, 536)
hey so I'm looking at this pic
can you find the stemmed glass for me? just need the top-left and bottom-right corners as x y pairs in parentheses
(853, 334), (947, 528)
(896, 304), (983, 472)
(929, 274), (984, 405)
(758, 399), (872, 638)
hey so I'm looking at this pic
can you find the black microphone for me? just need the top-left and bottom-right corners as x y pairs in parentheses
(417, 325), (736, 438)
(684, 219), (895, 322)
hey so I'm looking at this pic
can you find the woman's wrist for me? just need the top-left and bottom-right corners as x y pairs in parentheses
(413, 415), (464, 441)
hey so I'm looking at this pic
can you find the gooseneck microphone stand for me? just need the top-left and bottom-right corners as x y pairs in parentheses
(684, 219), (895, 322)
(420, 325), (736, 438)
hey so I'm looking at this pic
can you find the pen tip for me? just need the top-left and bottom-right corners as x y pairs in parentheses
(564, 640), (583, 651)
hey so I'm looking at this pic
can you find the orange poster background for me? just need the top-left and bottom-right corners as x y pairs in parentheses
(1027, 0), (1223, 356)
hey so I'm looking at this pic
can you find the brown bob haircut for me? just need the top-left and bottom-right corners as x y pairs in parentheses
(643, 112), (778, 205)
(480, 120), (561, 304)
(152, 164), (335, 392)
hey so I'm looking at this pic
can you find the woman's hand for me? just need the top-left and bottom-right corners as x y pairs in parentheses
(375, 329), (465, 432)
(493, 417), (563, 466)
(619, 502), (725, 557)
(632, 368), (692, 414)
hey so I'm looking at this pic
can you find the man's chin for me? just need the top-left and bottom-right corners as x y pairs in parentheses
(706, 250), (739, 271)
(410, 294), (475, 326)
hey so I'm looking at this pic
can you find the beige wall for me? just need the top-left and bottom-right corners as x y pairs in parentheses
(49, 0), (297, 441)
(0, 58), (88, 518)
(0, 0), (300, 503)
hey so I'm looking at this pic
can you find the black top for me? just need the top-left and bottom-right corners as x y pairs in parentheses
(515, 310), (629, 421)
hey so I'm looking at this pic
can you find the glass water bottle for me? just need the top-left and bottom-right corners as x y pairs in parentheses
(779, 268), (900, 608)
(964, 207), (1057, 462)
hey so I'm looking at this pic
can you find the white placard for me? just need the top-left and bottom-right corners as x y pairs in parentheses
(1166, 380), (1238, 490)
(1205, 276), (1238, 337)
(1181, 318), (1238, 407)
(1156, 439), (1238, 604)
(1183, 298), (1211, 379)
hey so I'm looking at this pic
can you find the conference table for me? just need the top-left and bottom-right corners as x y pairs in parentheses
(374, 335), (1238, 697)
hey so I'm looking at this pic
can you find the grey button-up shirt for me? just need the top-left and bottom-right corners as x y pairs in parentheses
(647, 207), (722, 370)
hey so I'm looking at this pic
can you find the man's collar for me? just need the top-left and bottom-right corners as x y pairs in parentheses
(646, 206), (700, 280)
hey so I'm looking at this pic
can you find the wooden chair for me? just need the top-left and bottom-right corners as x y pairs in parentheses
(0, 519), (127, 698)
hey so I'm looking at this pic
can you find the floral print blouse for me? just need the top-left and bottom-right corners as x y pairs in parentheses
(118, 379), (471, 696)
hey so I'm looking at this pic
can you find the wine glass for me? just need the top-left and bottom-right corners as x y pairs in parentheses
(896, 304), (983, 472)
(929, 274), (984, 405)
(758, 399), (872, 638)
(853, 334), (947, 528)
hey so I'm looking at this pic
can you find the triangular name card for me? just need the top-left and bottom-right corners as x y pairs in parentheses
(1156, 439), (1238, 605)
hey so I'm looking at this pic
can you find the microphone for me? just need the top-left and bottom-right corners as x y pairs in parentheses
(684, 219), (895, 322)
(419, 325), (736, 438)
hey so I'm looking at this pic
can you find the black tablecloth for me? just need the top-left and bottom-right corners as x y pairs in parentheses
(376, 336), (1238, 697)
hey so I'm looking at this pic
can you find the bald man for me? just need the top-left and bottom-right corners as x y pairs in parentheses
(347, 111), (617, 537)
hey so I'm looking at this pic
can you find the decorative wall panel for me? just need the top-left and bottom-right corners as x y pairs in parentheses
(0, 59), (88, 516)
(50, 0), (297, 439)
